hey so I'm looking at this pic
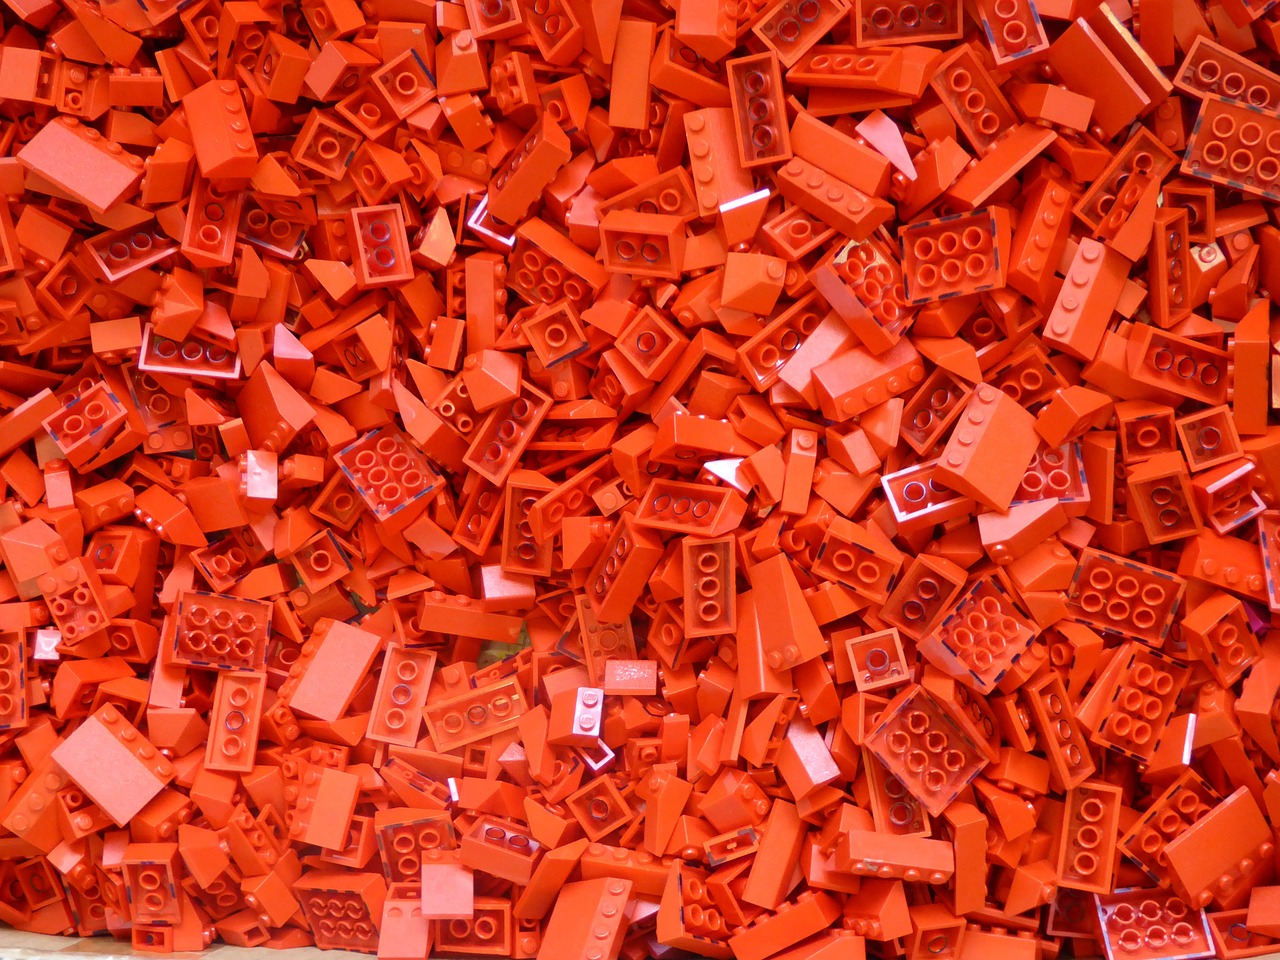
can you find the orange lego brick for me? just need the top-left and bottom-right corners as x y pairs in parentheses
(682, 535), (736, 638)
(366, 645), (436, 747)
(1231, 302), (1270, 437)
(1075, 130), (1179, 234)
(920, 577), (1038, 692)
(790, 111), (891, 198)
(1048, 14), (1160, 139)
(17, 117), (145, 212)
(775, 155), (895, 241)
(1120, 771), (1219, 885)
(424, 676), (529, 752)
(182, 80), (258, 183)
(726, 52), (792, 169)
(204, 671), (264, 774)
(864, 683), (988, 815)
(1164, 786), (1274, 908)
(929, 44), (1018, 156)
(787, 45), (904, 91)
(1126, 450), (1204, 543)
(901, 206), (1012, 304)
(1056, 780), (1122, 893)
(683, 107), (755, 219)
(834, 828), (955, 884)
(170, 591), (270, 672)
(487, 115), (572, 226)
(0, 0), (1278, 954)
(1184, 95), (1280, 202)
(295, 872), (386, 952)
(1043, 238), (1130, 362)
(729, 891), (842, 960)
(1148, 208), (1195, 330)
(934, 383), (1040, 511)
(855, 0), (962, 45)
(1088, 642), (1189, 761)
(541, 877), (633, 959)
(753, 0), (851, 66)
(1126, 324), (1230, 406)
(282, 619), (382, 722)
(50, 704), (174, 826)
(974, 0), (1049, 64)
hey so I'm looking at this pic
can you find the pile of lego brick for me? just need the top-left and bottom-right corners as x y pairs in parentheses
(4, 0), (1280, 958)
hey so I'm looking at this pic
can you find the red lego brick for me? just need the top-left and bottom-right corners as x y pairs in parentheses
(682, 535), (737, 638)
(810, 238), (911, 355)
(1148, 207), (1195, 328)
(0, 634), (26, 731)
(920, 577), (1037, 693)
(459, 816), (541, 886)
(282, 619), (383, 722)
(42, 382), (127, 470)
(182, 80), (258, 183)
(898, 368), (973, 455)
(775, 155), (895, 241)
(844, 628), (911, 693)
(1094, 887), (1214, 960)
(85, 224), (180, 283)
(1175, 36), (1280, 109)
(349, 205), (414, 288)
(1120, 771), (1219, 885)
(334, 426), (443, 526)
(178, 175), (244, 269)
(294, 872), (386, 952)
(1126, 451), (1204, 543)
(1089, 642), (1189, 761)
(1043, 238), (1130, 362)
(462, 381), (553, 486)
(1163, 786), (1274, 908)
(424, 676), (529, 752)
(935, 383), (1040, 511)
(787, 45), (904, 89)
(1022, 671), (1096, 789)
(1126, 324), (1230, 405)
(38, 559), (111, 647)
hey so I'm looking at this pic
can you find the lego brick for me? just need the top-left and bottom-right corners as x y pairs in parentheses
(865, 684), (988, 816)
(1057, 780), (1122, 893)
(17, 117), (145, 212)
(934, 383), (1040, 511)
(901, 207), (1012, 304)
(283, 620), (383, 722)
(1184, 95), (1280, 201)
(204, 671), (264, 774)
(856, 0), (962, 45)
(51, 705), (174, 826)
(727, 52), (792, 169)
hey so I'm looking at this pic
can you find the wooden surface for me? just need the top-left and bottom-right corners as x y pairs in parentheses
(0, 930), (369, 960)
